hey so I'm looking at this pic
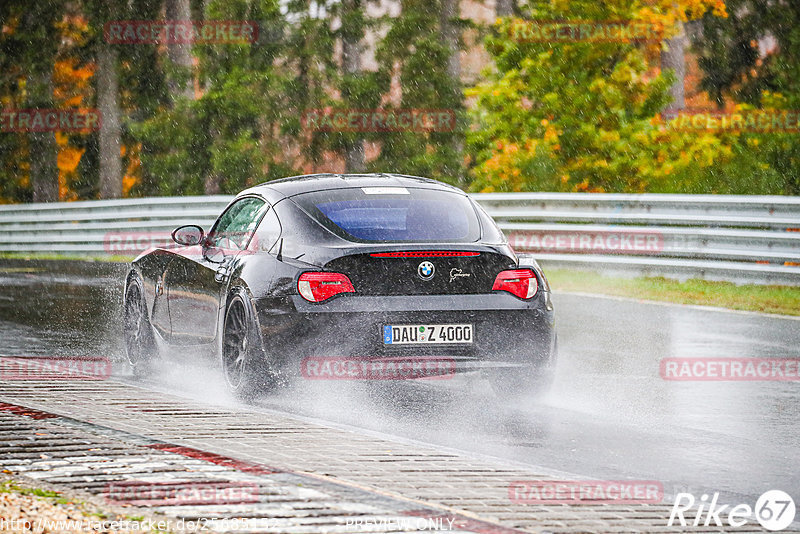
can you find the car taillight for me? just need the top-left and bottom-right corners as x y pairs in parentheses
(298, 272), (355, 302)
(369, 251), (481, 258)
(492, 269), (538, 299)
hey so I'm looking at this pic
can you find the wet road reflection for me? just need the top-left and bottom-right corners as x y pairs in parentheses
(0, 261), (798, 508)
(0, 262), (124, 357)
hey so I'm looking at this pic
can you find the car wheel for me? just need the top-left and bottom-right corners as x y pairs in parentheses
(123, 276), (156, 378)
(222, 290), (269, 400)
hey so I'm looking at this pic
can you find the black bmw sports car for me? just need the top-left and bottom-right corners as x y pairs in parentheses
(123, 173), (556, 398)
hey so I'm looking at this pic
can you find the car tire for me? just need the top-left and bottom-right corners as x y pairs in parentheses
(123, 275), (156, 378)
(222, 289), (270, 401)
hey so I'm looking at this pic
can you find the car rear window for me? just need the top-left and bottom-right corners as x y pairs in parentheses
(292, 187), (481, 242)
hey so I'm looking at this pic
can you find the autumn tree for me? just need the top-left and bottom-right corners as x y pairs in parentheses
(467, 0), (729, 193)
(133, 0), (293, 195)
(694, 0), (800, 194)
(0, 1), (66, 202)
(370, 0), (468, 185)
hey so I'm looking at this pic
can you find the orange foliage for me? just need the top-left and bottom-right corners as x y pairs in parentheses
(54, 58), (94, 108)
(122, 144), (141, 196)
(53, 54), (94, 200)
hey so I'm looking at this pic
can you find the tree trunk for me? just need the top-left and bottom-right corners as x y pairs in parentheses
(165, 0), (194, 100)
(495, 0), (513, 17)
(661, 21), (686, 110)
(24, 10), (58, 203)
(28, 129), (59, 202)
(199, 0), (222, 193)
(440, 0), (464, 184)
(97, 43), (123, 199)
(342, 0), (365, 173)
(440, 0), (460, 82)
(344, 137), (366, 173)
(204, 174), (221, 194)
(27, 67), (59, 202)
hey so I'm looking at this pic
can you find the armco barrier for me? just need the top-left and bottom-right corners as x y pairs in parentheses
(0, 193), (798, 285)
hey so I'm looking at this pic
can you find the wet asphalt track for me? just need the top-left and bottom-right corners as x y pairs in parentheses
(0, 260), (798, 511)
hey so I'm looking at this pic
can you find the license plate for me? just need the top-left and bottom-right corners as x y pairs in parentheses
(383, 324), (473, 345)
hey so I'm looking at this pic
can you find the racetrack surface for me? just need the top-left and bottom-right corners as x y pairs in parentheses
(0, 261), (798, 533)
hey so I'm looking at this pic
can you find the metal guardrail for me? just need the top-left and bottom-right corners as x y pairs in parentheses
(1, 193), (799, 285)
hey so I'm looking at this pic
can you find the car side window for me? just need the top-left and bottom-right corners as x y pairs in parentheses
(208, 197), (267, 251)
(253, 206), (282, 252)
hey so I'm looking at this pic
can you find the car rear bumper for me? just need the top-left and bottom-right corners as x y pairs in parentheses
(255, 292), (556, 377)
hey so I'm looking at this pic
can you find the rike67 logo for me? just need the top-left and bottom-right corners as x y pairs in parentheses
(669, 490), (796, 531)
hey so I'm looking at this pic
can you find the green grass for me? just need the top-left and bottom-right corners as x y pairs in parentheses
(0, 481), (18, 493)
(545, 268), (800, 316)
(1, 481), (61, 498)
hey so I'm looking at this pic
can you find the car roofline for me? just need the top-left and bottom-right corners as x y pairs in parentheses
(237, 173), (464, 202)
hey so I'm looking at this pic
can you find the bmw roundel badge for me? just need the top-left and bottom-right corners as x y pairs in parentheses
(417, 261), (435, 281)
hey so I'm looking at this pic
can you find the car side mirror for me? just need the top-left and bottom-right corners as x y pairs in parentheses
(172, 225), (204, 246)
